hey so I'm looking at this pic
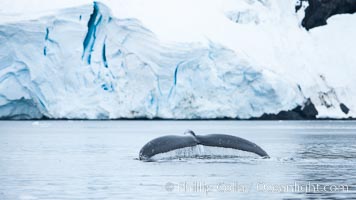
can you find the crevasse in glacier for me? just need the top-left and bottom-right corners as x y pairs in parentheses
(0, 0), (354, 119)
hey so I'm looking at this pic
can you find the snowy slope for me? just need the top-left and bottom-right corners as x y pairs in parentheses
(0, 0), (355, 119)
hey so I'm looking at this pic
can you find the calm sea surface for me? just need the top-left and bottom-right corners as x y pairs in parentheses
(0, 120), (356, 199)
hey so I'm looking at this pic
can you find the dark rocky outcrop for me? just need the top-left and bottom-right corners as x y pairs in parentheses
(340, 103), (350, 114)
(299, 0), (356, 30)
(254, 99), (318, 120)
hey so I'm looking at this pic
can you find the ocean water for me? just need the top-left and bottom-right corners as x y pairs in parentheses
(0, 120), (355, 199)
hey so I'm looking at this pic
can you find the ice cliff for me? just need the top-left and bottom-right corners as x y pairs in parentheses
(0, 0), (355, 119)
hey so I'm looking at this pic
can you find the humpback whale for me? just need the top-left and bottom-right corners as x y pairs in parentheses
(139, 130), (269, 160)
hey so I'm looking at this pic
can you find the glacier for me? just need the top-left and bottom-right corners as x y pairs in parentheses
(0, 0), (355, 119)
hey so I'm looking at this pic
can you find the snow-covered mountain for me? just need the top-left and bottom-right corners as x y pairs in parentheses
(0, 0), (355, 119)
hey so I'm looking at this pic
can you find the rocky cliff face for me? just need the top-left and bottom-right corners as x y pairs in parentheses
(299, 0), (356, 30)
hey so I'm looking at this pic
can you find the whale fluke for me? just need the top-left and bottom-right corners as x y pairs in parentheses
(139, 130), (269, 160)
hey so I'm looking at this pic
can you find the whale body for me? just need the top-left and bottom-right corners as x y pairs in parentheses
(139, 130), (269, 160)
